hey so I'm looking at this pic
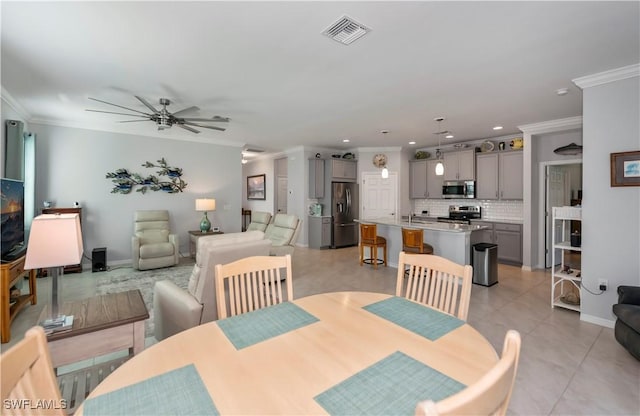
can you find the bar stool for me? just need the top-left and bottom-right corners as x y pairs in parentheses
(402, 228), (434, 254)
(359, 223), (387, 268)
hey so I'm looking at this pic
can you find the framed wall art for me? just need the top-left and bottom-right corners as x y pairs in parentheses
(611, 151), (640, 187)
(247, 174), (266, 200)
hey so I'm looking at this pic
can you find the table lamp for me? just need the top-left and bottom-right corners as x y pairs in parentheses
(195, 198), (216, 232)
(24, 213), (83, 329)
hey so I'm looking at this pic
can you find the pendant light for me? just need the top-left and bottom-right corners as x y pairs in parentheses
(434, 117), (445, 176)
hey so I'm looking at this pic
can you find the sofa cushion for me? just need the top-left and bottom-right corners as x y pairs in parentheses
(246, 212), (272, 232)
(264, 215), (298, 247)
(197, 231), (265, 256)
(139, 241), (174, 258)
(136, 229), (169, 245)
(613, 304), (640, 332)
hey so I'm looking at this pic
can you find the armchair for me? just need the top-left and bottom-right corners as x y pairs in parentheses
(613, 285), (640, 360)
(132, 210), (179, 271)
(264, 213), (302, 256)
(153, 231), (271, 341)
(246, 211), (272, 232)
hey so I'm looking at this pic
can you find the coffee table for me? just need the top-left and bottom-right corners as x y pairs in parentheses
(43, 289), (149, 369)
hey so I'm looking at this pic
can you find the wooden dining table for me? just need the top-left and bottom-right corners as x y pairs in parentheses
(76, 291), (498, 415)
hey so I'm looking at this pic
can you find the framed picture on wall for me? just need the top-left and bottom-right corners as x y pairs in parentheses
(611, 151), (640, 187)
(247, 174), (266, 200)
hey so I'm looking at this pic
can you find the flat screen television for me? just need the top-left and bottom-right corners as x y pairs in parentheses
(1, 178), (26, 261)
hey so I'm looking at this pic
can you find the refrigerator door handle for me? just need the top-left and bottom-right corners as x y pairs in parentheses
(346, 188), (351, 215)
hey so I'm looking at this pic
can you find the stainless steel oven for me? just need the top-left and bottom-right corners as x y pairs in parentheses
(442, 180), (475, 199)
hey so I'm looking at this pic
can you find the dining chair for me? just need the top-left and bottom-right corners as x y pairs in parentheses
(359, 223), (387, 268)
(402, 228), (434, 255)
(415, 330), (522, 416)
(396, 251), (473, 321)
(215, 254), (293, 319)
(1, 326), (66, 416)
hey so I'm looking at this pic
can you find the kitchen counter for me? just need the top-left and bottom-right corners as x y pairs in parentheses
(357, 218), (488, 267)
(471, 219), (523, 225)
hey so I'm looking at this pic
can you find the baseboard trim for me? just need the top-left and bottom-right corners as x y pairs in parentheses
(580, 313), (615, 329)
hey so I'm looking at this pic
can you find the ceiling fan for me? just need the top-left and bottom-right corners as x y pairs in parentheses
(86, 96), (230, 134)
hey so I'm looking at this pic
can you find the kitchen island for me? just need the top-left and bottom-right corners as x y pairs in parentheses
(357, 218), (488, 267)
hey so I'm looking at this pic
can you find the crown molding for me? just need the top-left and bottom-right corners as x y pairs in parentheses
(1, 86), (31, 121)
(354, 146), (403, 153)
(518, 116), (583, 135)
(27, 117), (244, 147)
(572, 63), (640, 89)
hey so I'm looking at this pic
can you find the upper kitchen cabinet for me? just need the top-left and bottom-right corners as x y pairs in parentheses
(330, 159), (357, 182)
(409, 159), (444, 199)
(476, 151), (523, 200)
(309, 158), (325, 198)
(443, 149), (476, 181)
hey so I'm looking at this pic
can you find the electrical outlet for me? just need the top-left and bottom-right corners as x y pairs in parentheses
(598, 279), (608, 291)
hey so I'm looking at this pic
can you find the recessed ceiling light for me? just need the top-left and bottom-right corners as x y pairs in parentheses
(342, 139), (350, 143)
(556, 88), (569, 96)
(445, 134), (454, 139)
(493, 126), (503, 131)
(380, 130), (389, 134)
(409, 141), (416, 145)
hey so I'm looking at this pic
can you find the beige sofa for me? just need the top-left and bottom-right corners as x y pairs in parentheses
(153, 231), (271, 340)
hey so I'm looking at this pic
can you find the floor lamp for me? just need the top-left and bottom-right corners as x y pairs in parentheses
(25, 213), (83, 329)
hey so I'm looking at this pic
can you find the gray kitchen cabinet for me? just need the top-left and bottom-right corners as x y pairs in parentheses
(494, 222), (523, 265)
(331, 159), (357, 182)
(476, 153), (499, 199)
(309, 159), (325, 198)
(475, 151), (523, 200)
(426, 160), (443, 199)
(470, 220), (522, 265)
(443, 149), (476, 181)
(308, 216), (331, 249)
(499, 151), (523, 200)
(409, 159), (443, 199)
(409, 159), (427, 199)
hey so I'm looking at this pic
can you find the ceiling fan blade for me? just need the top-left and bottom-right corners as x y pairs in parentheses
(212, 116), (231, 122)
(183, 122), (226, 131)
(179, 117), (229, 122)
(171, 106), (200, 117)
(176, 124), (200, 134)
(117, 119), (151, 123)
(88, 97), (152, 116)
(134, 96), (160, 114)
(86, 109), (150, 118)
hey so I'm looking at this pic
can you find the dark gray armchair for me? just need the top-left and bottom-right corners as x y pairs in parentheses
(612, 285), (640, 360)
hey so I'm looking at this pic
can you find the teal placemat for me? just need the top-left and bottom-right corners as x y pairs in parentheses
(315, 351), (466, 415)
(217, 302), (319, 349)
(363, 296), (464, 340)
(83, 364), (218, 416)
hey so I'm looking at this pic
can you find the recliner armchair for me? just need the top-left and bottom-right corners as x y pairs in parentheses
(264, 213), (302, 256)
(246, 211), (272, 232)
(613, 285), (640, 360)
(132, 210), (179, 270)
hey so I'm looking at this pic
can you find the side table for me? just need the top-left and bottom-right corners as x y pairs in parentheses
(189, 230), (224, 257)
(1, 255), (37, 343)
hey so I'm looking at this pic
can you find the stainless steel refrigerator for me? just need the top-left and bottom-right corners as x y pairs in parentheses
(331, 182), (359, 248)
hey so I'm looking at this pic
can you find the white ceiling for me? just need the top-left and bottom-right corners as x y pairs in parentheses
(2, 1), (639, 156)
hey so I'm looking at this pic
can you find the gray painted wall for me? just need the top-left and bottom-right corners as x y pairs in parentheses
(582, 75), (639, 324)
(29, 123), (243, 265)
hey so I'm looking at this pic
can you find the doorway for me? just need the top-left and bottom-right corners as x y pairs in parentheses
(361, 172), (398, 220)
(275, 158), (287, 214)
(542, 161), (582, 268)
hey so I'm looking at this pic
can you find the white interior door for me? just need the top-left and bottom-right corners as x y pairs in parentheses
(276, 176), (287, 213)
(545, 166), (570, 267)
(361, 172), (397, 220)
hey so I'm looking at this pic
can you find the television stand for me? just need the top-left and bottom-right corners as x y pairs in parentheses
(1, 255), (37, 343)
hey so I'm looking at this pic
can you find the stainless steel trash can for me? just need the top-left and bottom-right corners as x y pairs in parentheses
(472, 243), (498, 286)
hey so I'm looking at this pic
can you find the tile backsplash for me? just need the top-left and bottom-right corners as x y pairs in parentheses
(413, 199), (523, 222)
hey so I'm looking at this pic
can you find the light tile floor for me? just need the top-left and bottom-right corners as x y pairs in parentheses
(3, 246), (639, 415)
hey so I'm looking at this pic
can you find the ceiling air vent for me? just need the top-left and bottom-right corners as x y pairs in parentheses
(322, 15), (371, 45)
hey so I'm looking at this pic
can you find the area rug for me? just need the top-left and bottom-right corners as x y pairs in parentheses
(95, 264), (193, 338)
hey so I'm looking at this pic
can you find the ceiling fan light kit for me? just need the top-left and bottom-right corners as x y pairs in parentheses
(86, 96), (230, 134)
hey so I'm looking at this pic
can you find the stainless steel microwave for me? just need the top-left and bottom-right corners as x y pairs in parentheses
(442, 180), (475, 199)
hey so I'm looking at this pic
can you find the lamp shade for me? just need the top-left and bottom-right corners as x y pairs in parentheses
(24, 214), (83, 269)
(195, 198), (216, 212)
